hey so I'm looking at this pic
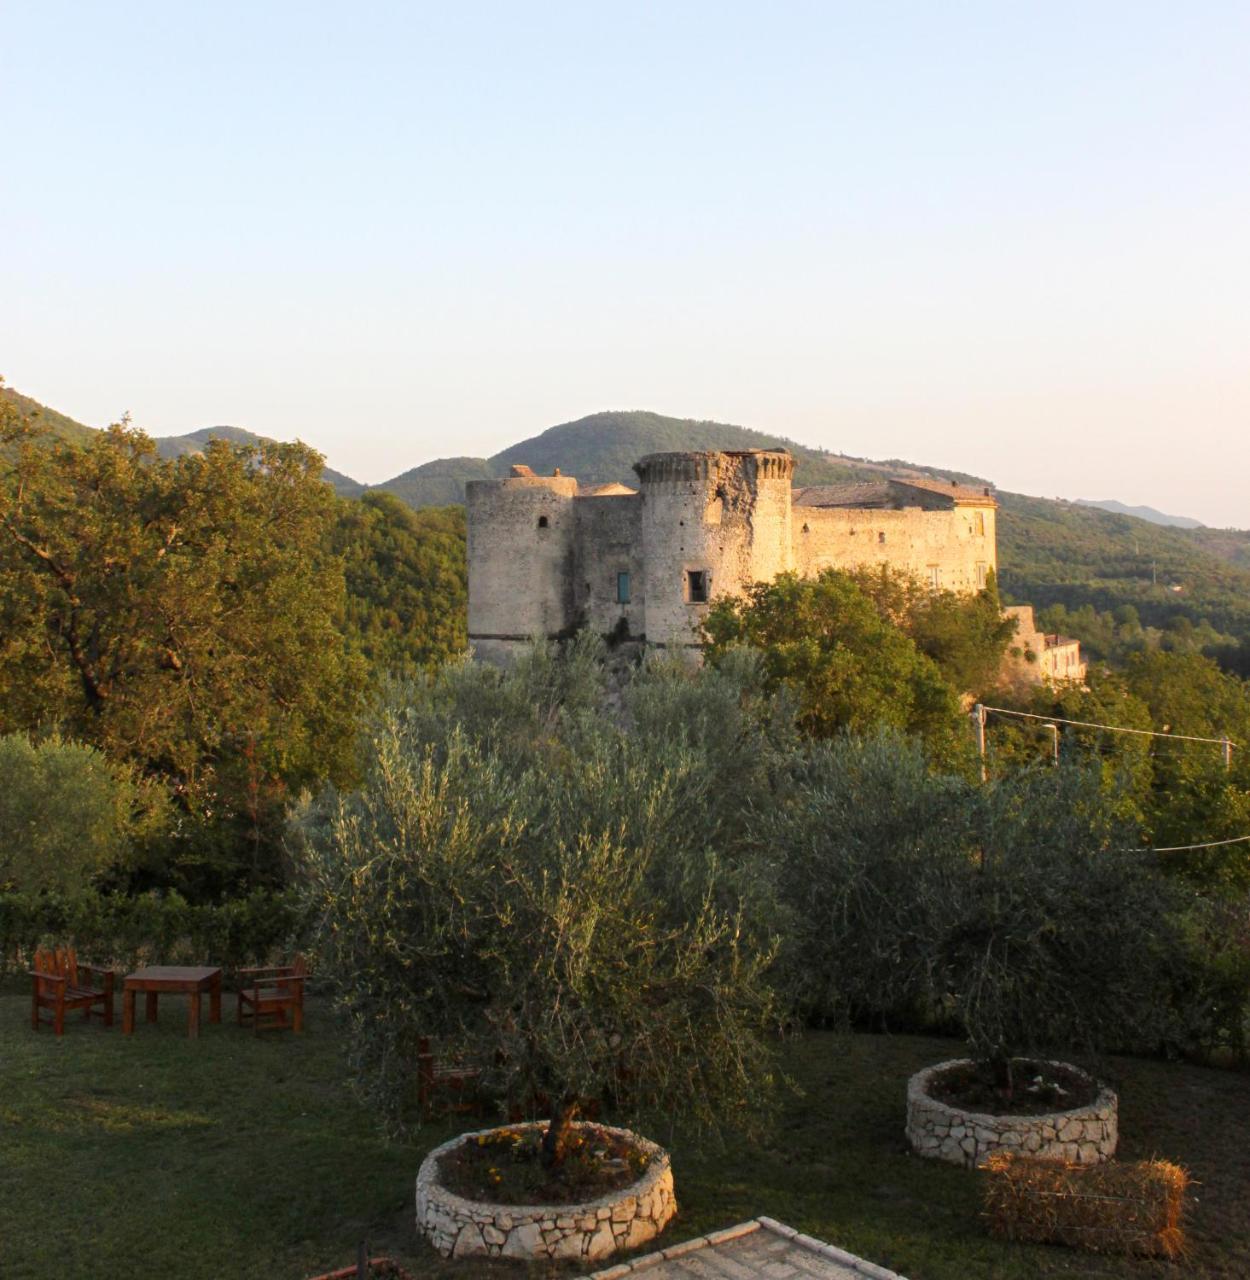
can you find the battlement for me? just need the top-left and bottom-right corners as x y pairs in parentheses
(632, 449), (794, 486)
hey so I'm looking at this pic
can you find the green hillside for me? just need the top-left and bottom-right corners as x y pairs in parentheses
(997, 491), (1250, 643)
(375, 456), (498, 509)
(0, 386), (95, 446)
(154, 426), (365, 497)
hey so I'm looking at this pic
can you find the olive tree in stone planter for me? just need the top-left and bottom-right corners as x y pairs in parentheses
(296, 644), (784, 1261)
(907, 763), (1187, 1165)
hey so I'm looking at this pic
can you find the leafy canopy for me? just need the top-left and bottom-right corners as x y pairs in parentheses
(0, 404), (366, 892)
(703, 569), (966, 763)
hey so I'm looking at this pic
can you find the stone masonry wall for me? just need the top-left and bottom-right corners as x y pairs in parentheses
(466, 474), (578, 660)
(906, 1060), (1118, 1167)
(416, 1123), (677, 1263)
(794, 506), (996, 594)
(574, 493), (646, 642)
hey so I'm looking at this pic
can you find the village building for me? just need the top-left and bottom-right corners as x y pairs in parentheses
(466, 447), (1081, 685)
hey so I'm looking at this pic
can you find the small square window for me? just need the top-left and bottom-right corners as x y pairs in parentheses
(687, 570), (709, 604)
(878, 531), (886, 544)
(616, 571), (631, 604)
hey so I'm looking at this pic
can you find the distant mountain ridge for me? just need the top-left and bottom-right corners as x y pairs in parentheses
(1076, 498), (1204, 529)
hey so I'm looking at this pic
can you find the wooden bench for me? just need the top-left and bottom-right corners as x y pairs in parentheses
(30, 947), (114, 1035)
(417, 1037), (485, 1115)
(237, 958), (307, 1032)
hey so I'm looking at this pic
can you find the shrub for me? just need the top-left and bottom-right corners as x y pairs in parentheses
(0, 888), (307, 977)
(0, 733), (168, 892)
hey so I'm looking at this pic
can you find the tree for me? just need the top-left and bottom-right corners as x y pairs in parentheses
(0, 732), (168, 892)
(0, 405), (367, 892)
(332, 492), (467, 677)
(848, 565), (1017, 697)
(297, 644), (781, 1161)
(703, 570), (966, 762)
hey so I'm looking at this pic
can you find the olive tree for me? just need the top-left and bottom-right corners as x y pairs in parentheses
(297, 649), (782, 1163)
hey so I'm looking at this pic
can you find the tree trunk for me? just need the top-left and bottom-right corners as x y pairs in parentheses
(540, 1095), (581, 1170)
(990, 1051), (1014, 1101)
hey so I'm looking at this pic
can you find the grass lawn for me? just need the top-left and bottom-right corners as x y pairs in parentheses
(3, 980), (1249, 1279)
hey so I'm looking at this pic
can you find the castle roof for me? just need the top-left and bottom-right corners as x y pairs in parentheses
(888, 476), (997, 506)
(793, 482), (894, 509)
(794, 477), (997, 510)
(577, 482), (637, 497)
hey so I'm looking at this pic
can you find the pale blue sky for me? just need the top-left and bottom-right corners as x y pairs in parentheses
(3, 2), (1248, 523)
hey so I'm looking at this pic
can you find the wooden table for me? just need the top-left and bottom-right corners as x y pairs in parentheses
(122, 966), (222, 1038)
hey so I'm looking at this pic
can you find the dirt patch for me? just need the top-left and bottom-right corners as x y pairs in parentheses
(928, 1059), (1099, 1116)
(436, 1123), (650, 1205)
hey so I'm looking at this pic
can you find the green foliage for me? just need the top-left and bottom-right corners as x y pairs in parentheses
(764, 731), (979, 1026)
(0, 887), (307, 977)
(703, 569), (966, 762)
(297, 643), (782, 1140)
(847, 566), (1016, 697)
(768, 736), (1194, 1074)
(0, 408), (368, 894)
(987, 651), (1250, 891)
(0, 733), (168, 892)
(333, 492), (467, 676)
(942, 766), (1183, 1083)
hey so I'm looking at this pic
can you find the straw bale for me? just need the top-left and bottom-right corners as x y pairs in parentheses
(982, 1152), (1188, 1258)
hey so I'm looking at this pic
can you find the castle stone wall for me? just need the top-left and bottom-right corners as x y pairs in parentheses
(466, 475), (578, 662)
(635, 451), (794, 648)
(573, 494), (645, 641)
(794, 505), (995, 593)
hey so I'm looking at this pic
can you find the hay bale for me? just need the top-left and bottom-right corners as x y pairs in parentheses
(982, 1152), (1188, 1258)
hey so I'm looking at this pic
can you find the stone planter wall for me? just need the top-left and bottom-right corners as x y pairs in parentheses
(416, 1122), (676, 1263)
(906, 1058), (1117, 1168)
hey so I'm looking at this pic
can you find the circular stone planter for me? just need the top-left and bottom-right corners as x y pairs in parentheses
(906, 1058), (1118, 1168)
(415, 1121), (676, 1263)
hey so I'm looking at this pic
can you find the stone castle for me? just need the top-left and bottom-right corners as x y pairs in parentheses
(467, 446), (1082, 680)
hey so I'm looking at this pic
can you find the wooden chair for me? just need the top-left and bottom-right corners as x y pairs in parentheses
(417, 1037), (485, 1115)
(30, 947), (114, 1035)
(236, 957), (307, 1033)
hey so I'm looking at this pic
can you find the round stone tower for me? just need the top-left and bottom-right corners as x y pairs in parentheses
(632, 449), (795, 649)
(466, 466), (578, 664)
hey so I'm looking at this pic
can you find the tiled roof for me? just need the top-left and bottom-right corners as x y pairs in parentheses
(889, 476), (997, 505)
(587, 1217), (907, 1279)
(793, 482), (895, 509)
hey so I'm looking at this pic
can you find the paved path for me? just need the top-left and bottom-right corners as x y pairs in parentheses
(587, 1218), (908, 1280)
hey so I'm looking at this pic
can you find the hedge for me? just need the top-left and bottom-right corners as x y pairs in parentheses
(0, 889), (310, 979)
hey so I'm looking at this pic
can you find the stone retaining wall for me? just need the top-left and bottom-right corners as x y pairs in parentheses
(416, 1122), (676, 1262)
(906, 1059), (1117, 1167)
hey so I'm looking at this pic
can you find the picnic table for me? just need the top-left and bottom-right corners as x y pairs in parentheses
(122, 966), (223, 1039)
